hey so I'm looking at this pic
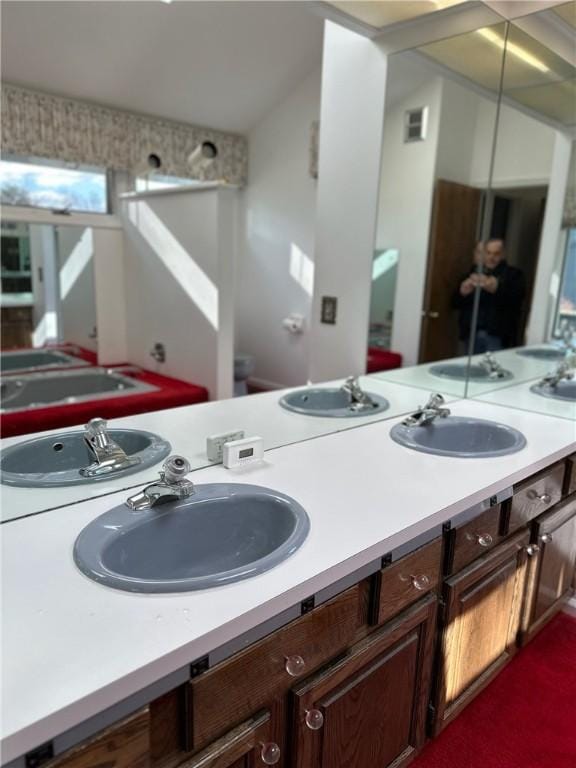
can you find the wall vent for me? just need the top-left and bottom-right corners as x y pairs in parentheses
(404, 107), (428, 143)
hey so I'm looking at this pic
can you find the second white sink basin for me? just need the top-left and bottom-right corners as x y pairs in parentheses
(390, 416), (526, 458)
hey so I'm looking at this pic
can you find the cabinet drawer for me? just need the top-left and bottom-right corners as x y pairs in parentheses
(187, 582), (368, 752)
(509, 463), (565, 532)
(374, 537), (442, 625)
(450, 505), (503, 574)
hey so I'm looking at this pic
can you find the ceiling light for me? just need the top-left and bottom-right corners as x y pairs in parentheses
(476, 28), (550, 73)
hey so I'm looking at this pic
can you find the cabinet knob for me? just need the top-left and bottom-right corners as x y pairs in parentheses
(305, 709), (325, 730)
(466, 532), (493, 547)
(260, 742), (281, 765)
(400, 573), (431, 591)
(285, 654), (306, 677)
(528, 490), (551, 504)
(526, 544), (540, 557)
(540, 533), (553, 544)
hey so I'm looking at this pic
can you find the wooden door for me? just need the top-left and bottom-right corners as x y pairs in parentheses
(434, 530), (529, 733)
(290, 595), (437, 768)
(419, 179), (482, 363)
(522, 496), (576, 642)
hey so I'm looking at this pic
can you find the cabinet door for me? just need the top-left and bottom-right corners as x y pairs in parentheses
(435, 530), (529, 733)
(290, 595), (436, 768)
(177, 711), (280, 768)
(523, 496), (576, 641)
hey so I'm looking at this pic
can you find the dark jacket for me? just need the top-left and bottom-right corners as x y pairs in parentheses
(452, 260), (526, 347)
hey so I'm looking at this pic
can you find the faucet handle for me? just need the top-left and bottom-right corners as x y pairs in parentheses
(424, 393), (446, 409)
(85, 417), (108, 437)
(162, 455), (192, 484)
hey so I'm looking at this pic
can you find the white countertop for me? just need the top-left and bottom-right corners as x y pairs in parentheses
(473, 380), (576, 421)
(1, 377), (452, 523)
(2, 398), (575, 764)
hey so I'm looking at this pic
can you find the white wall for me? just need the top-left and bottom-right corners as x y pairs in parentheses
(377, 75), (443, 366)
(470, 101), (555, 189)
(93, 227), (128, 365)
(56, 226), (97, 351)
(308, 23), (389, 383)
(236, 68), (321, 389)
(526, 133), (573, 343)
(29, 224), (59, 347)
(121, 186), (235, 400)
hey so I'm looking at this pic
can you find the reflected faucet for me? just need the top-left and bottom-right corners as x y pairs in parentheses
(80, 418), (142, 478)
(341, 376), (376, 411)
(402, 393), (451, 427)
(126, 455), (195, 511)
(539, 362), (574, 389)
(480, 352), (508, 379)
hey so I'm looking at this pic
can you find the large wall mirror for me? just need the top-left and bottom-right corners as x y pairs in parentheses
(369, 19), (509, 399)
(468, 2), (576, 418)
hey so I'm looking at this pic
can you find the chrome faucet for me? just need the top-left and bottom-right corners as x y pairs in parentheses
(559, 321), (575, 351)
(80, 418), (142, 478)
(126, 455), (194, 511)
(402, 393), (451, 427)
(480, 352), (508, 379)
(341, 376), (376, 411)
(539, 362), (574, 389)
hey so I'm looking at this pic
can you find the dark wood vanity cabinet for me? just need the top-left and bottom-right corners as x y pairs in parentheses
(290, 595), (437, 768)
(433, 529), (530, 733)
(521, 494), (576, 643)
(36, 457), (576, 768)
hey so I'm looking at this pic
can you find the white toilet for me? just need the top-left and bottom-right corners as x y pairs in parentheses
(234, 354), (255, 396)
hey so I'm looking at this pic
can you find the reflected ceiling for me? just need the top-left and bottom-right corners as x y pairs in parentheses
(414, 7), (575, 127)
(552, 1), (576, 28)
(326, 1), (469, 29)
(504, 9), (576, 127)
(417, 23), (509, 93)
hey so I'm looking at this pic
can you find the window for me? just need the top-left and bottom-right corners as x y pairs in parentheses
(554, 228), (576, 336)
(0, 157), (108, 213)
(1, 222), (32, 295)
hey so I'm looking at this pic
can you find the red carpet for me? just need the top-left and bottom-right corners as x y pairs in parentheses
(412, 612), (576, 768)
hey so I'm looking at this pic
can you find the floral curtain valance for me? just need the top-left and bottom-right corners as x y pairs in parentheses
(1, 84), (248, 186)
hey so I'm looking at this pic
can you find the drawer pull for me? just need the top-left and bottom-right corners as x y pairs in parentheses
(285, 654), (306, 677)
(540, 533), (553, 544)
(305, 709), (325, 730)
(260, 742), (281, 764)
(466, 532), (493, 547)
(526, 544), (540, 557)
(400, 573), (431, 591)
(528, 490), (552, 504)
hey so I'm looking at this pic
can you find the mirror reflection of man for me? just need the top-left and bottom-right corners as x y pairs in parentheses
(453, 239), (526, 354)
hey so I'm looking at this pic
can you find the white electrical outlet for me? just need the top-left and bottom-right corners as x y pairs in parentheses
(222, 437), (264, 469)
(206, 430), (245, 463)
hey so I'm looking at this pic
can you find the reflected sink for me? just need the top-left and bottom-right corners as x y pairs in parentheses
(0, 429), (171, 487)
(516, 346), (566, 361)
(530, 380), (576, 402)
(74, 484), (310, 593)
(279, 388), (389, 418)
(390, 416), (526, 458)
(429, 363), (513, 381)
